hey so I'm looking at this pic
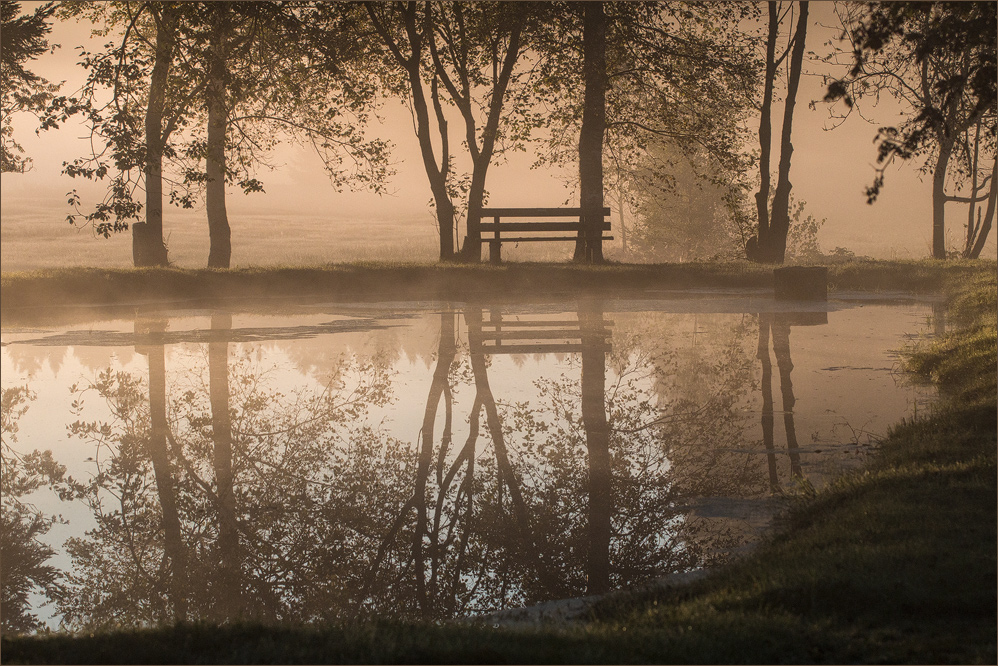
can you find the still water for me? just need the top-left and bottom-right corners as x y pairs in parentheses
(1, 294), (937, 631)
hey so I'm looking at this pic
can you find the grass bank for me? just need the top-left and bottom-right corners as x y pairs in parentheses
(1, 266), (995, 664)
(1, 259), (992, 312)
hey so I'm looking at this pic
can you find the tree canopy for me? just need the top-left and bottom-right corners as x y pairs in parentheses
(825, 1), (997, 258)
(1, 1), (59, 173)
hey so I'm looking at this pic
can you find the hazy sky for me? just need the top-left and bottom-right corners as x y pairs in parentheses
(2, 1), (995, 264)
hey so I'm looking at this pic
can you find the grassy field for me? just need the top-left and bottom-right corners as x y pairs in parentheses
(1, 262), (995, 664)
(0, 201), (631, 272)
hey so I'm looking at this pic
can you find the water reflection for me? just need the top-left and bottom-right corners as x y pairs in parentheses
(758, 312), (827, 490)
(1, 385), (67, 633)
(0, 299), (934, 630)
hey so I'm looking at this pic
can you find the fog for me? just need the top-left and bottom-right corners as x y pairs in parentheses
(1, 2), (995, 270)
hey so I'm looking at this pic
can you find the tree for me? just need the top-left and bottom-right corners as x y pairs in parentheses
(575, 1), (607, 264)
(137, 3), (182, 266)
(187, 2), (391, 268)
(748, 1), (809, 264)
(46, 1), (390, 268)
(0, 1), (59, 173)
(45, 2), (200, 265)
(629, 143), (752, 262)
(825, 1), (997, 259)
(958, 117), (997, 258)
(532, 2), (760, 261)
(365, 2), (537, 261)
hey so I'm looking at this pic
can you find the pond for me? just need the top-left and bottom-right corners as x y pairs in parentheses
(1, 292), (938, 631)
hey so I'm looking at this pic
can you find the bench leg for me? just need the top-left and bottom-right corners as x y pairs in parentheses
(490, 239), (501, 264)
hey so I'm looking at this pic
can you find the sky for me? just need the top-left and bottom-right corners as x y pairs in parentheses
(2, 1), (995, 266)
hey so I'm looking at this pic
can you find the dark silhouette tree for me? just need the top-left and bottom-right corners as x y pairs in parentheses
(575, 1), (607, 264)
(533, 3), (759, 262)
(824, 1), (997, 259)
(0, 1), (59, 173)
(749, 1), (808, 264)
(46, 1), (390, 268)
(46, 2), (199, 265)
(189, 2), (391, 268)
(364, 2), (535, 262)
(958, 117), (997, 258)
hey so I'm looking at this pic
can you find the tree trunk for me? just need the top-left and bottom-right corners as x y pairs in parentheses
(403, 7), (455, 261)
(206, 8), (231, 269)
(137, 7), (177, 267)
(364, 4), (455, 260)
(751, 2), (779, 262)
(617, 185), (627, 254)
(137, 322), (187, 621)
(969, 153), (997, 259)
(424, 75), (456, 260)
(579, 301), (610, 595)
(767, 1), (808, 264)
(458, 17), (524, 262)
(931, 135), (956, 259)
(963, 121), (982, 256)
(209, 313), (240, 620)
(575, 1), (606, 264)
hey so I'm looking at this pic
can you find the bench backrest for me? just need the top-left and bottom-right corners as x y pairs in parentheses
(478, 207), (611, 218)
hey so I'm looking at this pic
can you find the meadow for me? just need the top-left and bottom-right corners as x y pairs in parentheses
(0, 200), (633, 272)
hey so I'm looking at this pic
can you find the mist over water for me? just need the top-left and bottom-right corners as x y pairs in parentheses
(2, 294), (936, 629)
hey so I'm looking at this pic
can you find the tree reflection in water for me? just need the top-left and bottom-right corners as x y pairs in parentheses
(757, 312), (828, 491)
(1, 385), (73, 634)
(39, 304), (828, 628)
(59, 313), (396, 628)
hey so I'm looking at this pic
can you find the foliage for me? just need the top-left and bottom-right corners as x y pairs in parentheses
(783, 195), (824, 262)
(42, 1), (391, 242)
(363, 2), (540, 259)
(825, 1), (996, 185)
(533, 2), (760, 208)
(629, 143), (753, 262)
(0, 1), (59, 173)
(1, 386), (77, 634)
(41, 2), (199, 238)
(823, 1), (998, 259)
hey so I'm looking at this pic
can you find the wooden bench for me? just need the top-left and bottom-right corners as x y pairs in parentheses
(468, 310), (613, 355)
(472, 207), (612, 263)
